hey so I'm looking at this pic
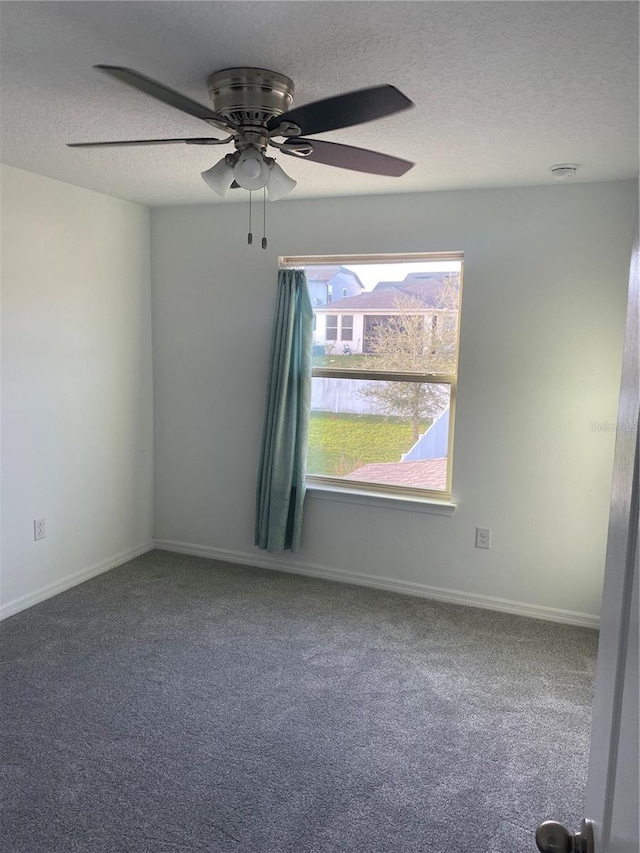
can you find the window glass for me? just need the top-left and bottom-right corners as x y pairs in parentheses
(341, 315), (354, 341)
(281, 254), (463, 499)
(326, 315), (338, 341)
(309, 379), (451, 491)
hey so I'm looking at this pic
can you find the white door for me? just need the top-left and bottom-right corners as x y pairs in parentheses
(585, 226), (640, 853)
(537, 229), (639, 852)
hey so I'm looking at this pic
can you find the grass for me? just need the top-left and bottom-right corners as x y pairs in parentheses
(312, 354), (372, 369)
(307, 412), (432, 476)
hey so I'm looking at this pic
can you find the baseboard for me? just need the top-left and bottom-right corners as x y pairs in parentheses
(0, 541), (155, 621)
(154, 539), (600, 629)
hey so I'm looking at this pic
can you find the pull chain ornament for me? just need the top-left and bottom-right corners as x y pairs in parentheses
(262, 187), (267, 249)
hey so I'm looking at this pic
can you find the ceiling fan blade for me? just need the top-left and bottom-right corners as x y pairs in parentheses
(268, 84), (413, 136)
(68, 137), (229, 148)
(280, 138), (414, 177)
(95, 65), (235, 131)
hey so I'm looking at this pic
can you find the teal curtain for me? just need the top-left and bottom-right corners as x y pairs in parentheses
(255, 269), (313, 553)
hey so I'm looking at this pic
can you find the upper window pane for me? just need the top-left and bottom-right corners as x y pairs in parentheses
(309, 260), (462, 375)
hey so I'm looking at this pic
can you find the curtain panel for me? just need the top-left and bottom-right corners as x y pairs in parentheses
(255, 268), (313, 553)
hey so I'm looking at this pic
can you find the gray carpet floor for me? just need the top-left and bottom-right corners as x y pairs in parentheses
(1, 550), (598, 853)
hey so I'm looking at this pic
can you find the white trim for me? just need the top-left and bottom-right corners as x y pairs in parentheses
(154, 539), (599, 629)
(280, 252), (464, 266)
(306, 484), (456, 515)
(0, 541), (154, 621)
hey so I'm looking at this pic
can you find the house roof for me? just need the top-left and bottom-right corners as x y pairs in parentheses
(400, 271), (447, 286)
(314, 289), (416, 312)
(315, 275), (456, 312)
(373, 272), (446, 290)
(344, 458), (448, 490)
(306, 265), (365, 289)
(306, 265), (342, 283)
(400, 276), (455, 303)
(374, 281), (405, 291)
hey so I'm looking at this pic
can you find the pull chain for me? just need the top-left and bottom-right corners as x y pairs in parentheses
(261, 186), (267, 249)
(247, 190), (253, 245)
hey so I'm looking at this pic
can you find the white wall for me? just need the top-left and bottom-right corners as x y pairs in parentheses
(1, 165), (154, 616)
(151, 181), (635, 625)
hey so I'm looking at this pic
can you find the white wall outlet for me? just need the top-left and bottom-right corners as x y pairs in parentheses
(34, 518), (46, 541)
(476, 526), (491, 549)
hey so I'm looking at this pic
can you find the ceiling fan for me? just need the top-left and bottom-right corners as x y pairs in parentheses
(68, 66), (415, 201)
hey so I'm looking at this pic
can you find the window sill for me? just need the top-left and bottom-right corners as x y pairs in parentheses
(305, 483), (456, 515)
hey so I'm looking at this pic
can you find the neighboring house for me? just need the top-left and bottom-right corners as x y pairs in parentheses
(307, 265), (364, 307)
(314, 272), (459, 353)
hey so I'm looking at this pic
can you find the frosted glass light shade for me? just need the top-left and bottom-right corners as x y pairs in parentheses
(233, 149), (270, 190)
(201, 157), (234, 196)
(267, 160), (297, 201)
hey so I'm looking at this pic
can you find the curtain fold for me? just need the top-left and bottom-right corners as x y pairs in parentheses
(255, 268), (313, 553)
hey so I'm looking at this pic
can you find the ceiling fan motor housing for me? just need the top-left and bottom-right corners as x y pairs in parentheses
(207, 68), (295, 129)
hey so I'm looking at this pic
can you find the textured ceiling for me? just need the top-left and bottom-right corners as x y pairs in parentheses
(0, 1), (637, 207)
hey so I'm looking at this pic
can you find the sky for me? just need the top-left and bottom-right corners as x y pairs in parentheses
(343, 261), (461, 291)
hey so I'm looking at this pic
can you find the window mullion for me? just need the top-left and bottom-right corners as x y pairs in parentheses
(312, 368), (454, 385)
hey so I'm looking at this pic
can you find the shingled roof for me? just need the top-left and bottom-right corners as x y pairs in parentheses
(315, 289), (421, 311)
(305, 265), (365, 289)
(315, 275), (455, 312)
(305, 265), (341, 283)
(344, 458), (448, 490)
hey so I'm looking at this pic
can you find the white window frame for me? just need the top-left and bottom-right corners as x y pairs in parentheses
(280, 252), (463, 506)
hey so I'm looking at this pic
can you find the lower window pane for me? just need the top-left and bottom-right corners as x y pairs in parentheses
(308, 378), (451, 491)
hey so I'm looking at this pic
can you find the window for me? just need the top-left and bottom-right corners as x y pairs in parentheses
(326, 315), (338, 341)
(342, 288), (348, 298)
(281, 253), (463, 501)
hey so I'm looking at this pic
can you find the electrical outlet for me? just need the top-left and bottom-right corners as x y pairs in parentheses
(34, 519), (46, 541)
(476, 527), (491, 549)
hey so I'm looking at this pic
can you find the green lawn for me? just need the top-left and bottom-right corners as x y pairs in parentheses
(307, 412), (432, 476)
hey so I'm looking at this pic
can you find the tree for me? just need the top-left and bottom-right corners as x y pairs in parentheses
(357, 276), (459, 442)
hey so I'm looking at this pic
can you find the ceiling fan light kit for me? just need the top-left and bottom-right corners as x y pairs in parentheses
(233, 148), (271, 191)
(201, 154), (235, 196)
(70, 65), (415, 247)
(266, 160), (298, 201)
